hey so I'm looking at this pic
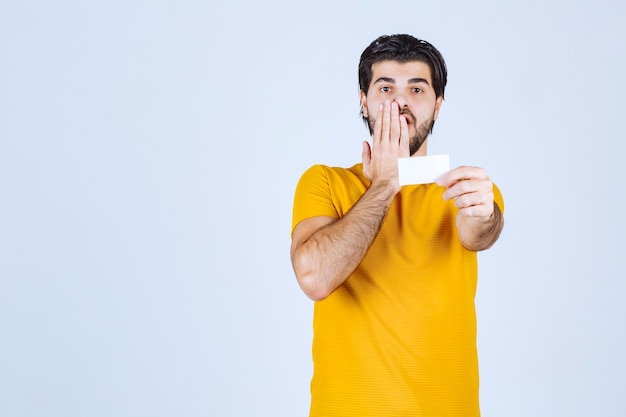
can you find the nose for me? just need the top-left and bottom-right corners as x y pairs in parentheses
(394, 94), (409, 109)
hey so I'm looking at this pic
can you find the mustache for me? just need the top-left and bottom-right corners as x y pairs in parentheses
(399, 109), (416, 124)
(364, 108), (417, 135)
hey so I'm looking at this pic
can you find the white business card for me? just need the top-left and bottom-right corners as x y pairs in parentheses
(398, 154), (450, 186)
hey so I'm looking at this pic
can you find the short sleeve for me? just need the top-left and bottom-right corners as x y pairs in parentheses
(291, 165), (339, 236)
(493, 183), (504, 213)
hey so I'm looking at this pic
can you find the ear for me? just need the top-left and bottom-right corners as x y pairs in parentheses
(433, 96), (444, 121)
(359, 90), (369, 118)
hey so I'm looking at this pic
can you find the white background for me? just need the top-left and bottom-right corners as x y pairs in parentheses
(1, 0), (624, 416)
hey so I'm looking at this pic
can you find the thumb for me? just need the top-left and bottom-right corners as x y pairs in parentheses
(362, 141), (372, 180)
(361, 141), (371, 163)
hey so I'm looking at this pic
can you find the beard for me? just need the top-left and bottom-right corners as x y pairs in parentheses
(408, 117), (434, 156)
(366, 109), (435, 156)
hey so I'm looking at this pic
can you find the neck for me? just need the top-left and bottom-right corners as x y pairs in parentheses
(411, 138), (429, 157)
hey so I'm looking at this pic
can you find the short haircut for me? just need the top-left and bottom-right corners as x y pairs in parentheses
(358, 34), (448, 99)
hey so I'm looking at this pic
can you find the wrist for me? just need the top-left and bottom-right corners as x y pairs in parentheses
(369, 178), (400, 200)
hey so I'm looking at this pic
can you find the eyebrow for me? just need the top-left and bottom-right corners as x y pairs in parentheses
(408, 77), (430, 85)
(373, 77), (431, 85)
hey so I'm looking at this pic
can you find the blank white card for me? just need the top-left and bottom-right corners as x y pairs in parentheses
(398, 154), (450, 186)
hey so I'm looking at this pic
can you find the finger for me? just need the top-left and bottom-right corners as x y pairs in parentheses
(390, 101), (400, 144)
(452, 190), (494, 210)
(442, 179), (492, 201)
(361, 141), (372, 179)
(372, 103), (384, 147)
(399, 113), (409, 157)
(457, 197), (496, 218)
(381, 99), (391, 145)
(362, 140), (372, 163)
(458, 203), (495, 218)
(437, 166), (488, 188)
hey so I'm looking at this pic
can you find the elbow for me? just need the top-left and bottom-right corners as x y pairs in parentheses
(295, 270), (333, 302)
(459, 228), (501, 251)
(292, 256), (334, 301)
(291, 243), (338, 301)
(459, 230), (497, 251)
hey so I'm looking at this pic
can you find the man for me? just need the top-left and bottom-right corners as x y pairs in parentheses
(290, 34), (504, 416)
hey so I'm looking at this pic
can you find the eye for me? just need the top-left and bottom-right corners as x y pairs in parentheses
(412, 87), (423, 94)
(380, 86), (392, 93)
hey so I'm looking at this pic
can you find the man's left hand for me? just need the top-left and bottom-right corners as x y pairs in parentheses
(436, 166), (494, 219)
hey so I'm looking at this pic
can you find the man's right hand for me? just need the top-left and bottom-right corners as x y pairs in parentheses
(292, 100), (411, 301)
(362, 99), (410, 193)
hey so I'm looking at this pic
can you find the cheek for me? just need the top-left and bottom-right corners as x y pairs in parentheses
(414, 101), (437, 118)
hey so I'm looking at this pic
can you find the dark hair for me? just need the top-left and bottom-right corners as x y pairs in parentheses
(358, 34), (448, 126)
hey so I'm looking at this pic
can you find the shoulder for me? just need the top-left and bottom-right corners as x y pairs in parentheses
(296, 163), (366, 190)
(292, 163), (367, 231)
(298, 163), (364, 179)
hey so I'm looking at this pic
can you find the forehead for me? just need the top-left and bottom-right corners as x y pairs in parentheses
(370, 60), (433, 84)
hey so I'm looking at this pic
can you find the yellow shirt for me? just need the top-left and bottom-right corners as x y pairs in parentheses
(292, 163), (504, 417)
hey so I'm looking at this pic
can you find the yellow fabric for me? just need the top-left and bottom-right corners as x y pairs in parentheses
(292, 163), (504, 417)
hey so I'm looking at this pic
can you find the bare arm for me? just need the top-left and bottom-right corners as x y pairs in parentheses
(437, 166), (504, 251)
(456, 201), (503, 250)
(291, 181), (397, 301)
(291, 100), (409, 301)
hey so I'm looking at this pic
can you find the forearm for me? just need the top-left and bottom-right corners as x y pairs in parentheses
(457, 202), (504, 251)
(292, 181), (397, 301)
